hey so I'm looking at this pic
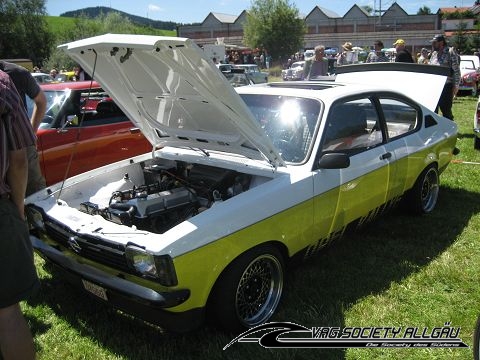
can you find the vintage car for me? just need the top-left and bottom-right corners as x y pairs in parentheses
(459, 55), (480, 96)
(26, 81), (152, 185)
(26, 35), (458, 334)
(32, 72), (55, 84)
(475, 96), (480, 149)
(222, 68), (255, 87)
(233, 64), (268, 83)
(282, 60), (305, 81)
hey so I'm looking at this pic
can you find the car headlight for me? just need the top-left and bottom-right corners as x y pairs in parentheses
(125, 244), (178, 286)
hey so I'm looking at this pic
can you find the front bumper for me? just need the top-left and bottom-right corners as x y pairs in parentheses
(31, 236), (204, 332)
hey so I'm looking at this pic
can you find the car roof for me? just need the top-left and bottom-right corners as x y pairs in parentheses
(40, 80), (100, 90)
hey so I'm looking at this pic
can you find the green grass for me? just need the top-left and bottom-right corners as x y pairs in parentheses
(22, 95), (480, 359)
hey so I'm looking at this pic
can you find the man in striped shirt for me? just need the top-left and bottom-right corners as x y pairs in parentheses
(0, 70), (39, 360)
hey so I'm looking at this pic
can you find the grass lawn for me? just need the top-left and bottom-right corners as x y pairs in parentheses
(22, 94), (480, 360)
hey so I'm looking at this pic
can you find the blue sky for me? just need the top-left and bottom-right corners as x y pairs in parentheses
(45, 0), (472, 24)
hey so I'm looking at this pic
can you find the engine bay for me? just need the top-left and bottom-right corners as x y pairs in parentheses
(78, 161), (252, 234)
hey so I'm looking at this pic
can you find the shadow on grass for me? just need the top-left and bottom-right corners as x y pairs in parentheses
(26, 186), (480, 360)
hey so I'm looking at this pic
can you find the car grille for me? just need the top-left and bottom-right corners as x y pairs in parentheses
(44, 218), (131, 273)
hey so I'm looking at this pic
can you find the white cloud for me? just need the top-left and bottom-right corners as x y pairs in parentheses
(148, 4), (163, 12)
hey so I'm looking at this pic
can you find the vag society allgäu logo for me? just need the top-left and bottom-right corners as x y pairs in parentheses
(224, 322), (469, 350)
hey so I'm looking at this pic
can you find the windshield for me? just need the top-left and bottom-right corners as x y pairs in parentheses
(27, 89), (70, 129)
(240, 94), (322, 163)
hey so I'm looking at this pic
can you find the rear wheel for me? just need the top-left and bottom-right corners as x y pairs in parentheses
(474, 315), (480, 360)
(406, 165), (439, 214)
(208, 244), (284, 333)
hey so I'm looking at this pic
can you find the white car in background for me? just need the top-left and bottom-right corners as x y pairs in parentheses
(282, 60), (305, 81)
(233, 64), (268, 83)
(26, 35), (458, 333)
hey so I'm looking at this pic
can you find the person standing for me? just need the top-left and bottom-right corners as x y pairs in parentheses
(366, 40), (389, 63)
(393, 39), (414, 63)
(0, 70), (40, 360)
(428, 34), (460, 120)
(336, 42), (358, 66)
(303, 45), (329, 80)
(0, 61), (47, 196)
(417, 48), (430, 64)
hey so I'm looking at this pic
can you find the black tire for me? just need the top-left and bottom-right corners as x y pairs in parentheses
(406, 165), (439, 214)
(474, 315), (480, 360)
(475, 136), (480, 150)
(208, 244), (284, 333)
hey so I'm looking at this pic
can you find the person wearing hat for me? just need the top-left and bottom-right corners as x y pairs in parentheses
(418, 48), (430, 64)
(393, 39), (414, 63)
(337, 42), (358, 66)
(428, 34), (460, 120)
(303, 45), (329, 80)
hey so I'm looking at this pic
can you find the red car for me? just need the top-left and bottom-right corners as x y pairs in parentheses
(27, 81), (152, 185)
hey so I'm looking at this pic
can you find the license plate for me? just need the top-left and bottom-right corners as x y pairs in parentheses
(82, 279), (108, 301)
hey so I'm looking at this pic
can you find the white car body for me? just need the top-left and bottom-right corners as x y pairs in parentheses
(26, 35), (458, 333)
(233, 64), (269, 83)
(282, 61), (305, 81)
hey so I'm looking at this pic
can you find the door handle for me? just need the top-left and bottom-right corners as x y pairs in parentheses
(380, 152), (392, 160)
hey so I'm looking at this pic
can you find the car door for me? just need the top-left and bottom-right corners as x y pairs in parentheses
(376, 95), (422, 200)
(310, 97), (392, 252)
(37, 89), (151, 185)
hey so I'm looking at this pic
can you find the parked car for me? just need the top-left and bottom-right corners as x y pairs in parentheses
(56, 70), (76, 82)
(233, 64), (268, 83)
(282, 60), (305, 81)
(474, 96), (480, 149)
(216, 63), (233, 73)
(26, 81), (152, 185)
(223, 68), (255, 87)
(32, 72), (55, 84)
(459, 55), (480, 96)
(26, 35), (458, 334)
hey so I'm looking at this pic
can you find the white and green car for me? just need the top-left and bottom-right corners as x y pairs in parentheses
(26, 34), (458, 333)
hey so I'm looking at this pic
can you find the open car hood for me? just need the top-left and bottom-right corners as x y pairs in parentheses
(335, 63), (449, 112)
(59, 34), (285, 167)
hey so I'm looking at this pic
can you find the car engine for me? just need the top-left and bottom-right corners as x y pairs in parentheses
(79, 162), (251, 234)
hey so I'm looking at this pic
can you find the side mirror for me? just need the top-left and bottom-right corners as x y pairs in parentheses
(66, 115), (79, 127)
(318, 152), (350, 169)
(58, 115), (79, 133)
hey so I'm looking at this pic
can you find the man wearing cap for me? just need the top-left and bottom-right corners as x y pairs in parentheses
(393, 39), (414, 63)
(428, 34), (460, 121)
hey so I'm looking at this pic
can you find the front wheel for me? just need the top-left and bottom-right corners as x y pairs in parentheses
(474, 136), (480, 150)
(208, 245), (284, 333)
(405, 165), (439, 214)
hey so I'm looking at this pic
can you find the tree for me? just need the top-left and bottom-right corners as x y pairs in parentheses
(451, 21), (471, 54)
(45, 12), (146, 71)
(0, 0), (52, 66)
(417, 6), (432, 15)
(243, 0), (306, 65)
(361, 6), (374, 15)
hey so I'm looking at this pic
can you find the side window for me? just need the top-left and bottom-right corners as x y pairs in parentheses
(69, 91), (127, 127)
(379, 98), (418, 139)
(322, 98), (383, 152)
